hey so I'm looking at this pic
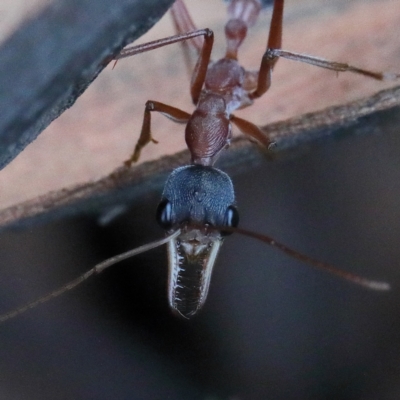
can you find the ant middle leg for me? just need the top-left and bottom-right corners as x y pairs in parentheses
(230, 114), (273, 149)
(125, 101), (191, 167)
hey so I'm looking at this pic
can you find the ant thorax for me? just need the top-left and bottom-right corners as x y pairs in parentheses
(204, 59), (253, 113)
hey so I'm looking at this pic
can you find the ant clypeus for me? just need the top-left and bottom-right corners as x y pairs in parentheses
(0, 0), (396, 322)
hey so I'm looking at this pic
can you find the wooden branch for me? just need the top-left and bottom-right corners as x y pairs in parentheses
(264, 85), (400, 150)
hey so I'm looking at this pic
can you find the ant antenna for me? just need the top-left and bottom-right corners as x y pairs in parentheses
(0, 224), (389, 324)
(0, 230), (181, 323)
(222, 226), (390, 291)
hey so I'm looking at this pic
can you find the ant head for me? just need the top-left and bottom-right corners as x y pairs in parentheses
(156, 165), (238, 233)
(156, 165), (239, 318)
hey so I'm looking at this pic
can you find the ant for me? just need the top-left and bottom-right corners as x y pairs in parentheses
(0, 0), (395, 322)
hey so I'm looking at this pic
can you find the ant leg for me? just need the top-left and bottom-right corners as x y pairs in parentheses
(265, 49), (400, 81)
(125, 100), (191, 166)
(115, 29), (211, 60)
(170, 0), (202, 52)
(114, 28), (214, 106)
(267, 0), (283, 54)
(230, 114), (273, 149)
(190, 29), (214, 105)
(250, 0), (284, 99)
(170, 0), (203, 79)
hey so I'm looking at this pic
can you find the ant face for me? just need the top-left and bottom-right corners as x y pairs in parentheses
(157, 165), (238, 317)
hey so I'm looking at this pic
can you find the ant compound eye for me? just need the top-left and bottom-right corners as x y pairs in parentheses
(156, 199), (173, 230)
(225, 205), (239, 227)
(222, 205), (239, 236)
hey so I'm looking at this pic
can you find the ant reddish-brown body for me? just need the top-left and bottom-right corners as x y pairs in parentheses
(0, 0), (394, 322)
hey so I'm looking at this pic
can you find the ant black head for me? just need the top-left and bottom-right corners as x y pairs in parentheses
(156, 165), (238, 233)
(156, 164), (239, 318)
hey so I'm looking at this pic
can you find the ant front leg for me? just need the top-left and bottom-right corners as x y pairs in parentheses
(170, 0), (203, 79)
(125, 101), (191, 166)
(116, 29), (212, 61)
(116, 28), (214, 103)
(170, 0), (203, 62)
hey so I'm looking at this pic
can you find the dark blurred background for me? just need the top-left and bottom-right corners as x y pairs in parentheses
(0, 106), (400, 399)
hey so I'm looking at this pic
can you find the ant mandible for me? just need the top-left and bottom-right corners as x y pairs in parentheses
(0, 0), (394, 322)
